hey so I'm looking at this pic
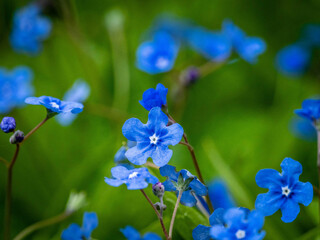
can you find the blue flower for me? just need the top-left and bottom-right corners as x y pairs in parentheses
(139, 83), (168, 111)
(56, 80), (90, 126)
(122, 107), (183, 167)
(121, 226), (162, 240)
(114, 141), (137, 163)
(290, 117), (316, 141)
(275, 44), (311, 77)
(0, 66), (34, 114)
(105, 166), (158, 190)
(255, 157), (313, 223)
(136, 31), (179, 74)
(208, 178), (236, 210)
(159, 165), (207, 207)
(1, 117), (16, 133)
(10, 4), (52, 55)
(25, 96), (84, 117)
(294, 99), (320, 123)
(61, 212), (98, 240)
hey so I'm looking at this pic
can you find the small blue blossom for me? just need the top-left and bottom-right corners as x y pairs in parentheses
(121, 226), (162, 240)
(290, 117), (316, 141)
(255, 157), (313, 223)
(25, 96), (84, 117)
(159, 165), (207, 207)
(275, 44), (311, 77)
(294, 99), (320, 123)
(61, 212), (98, 240)
(136, 31), (179, 74)
(1, 117), (16, 133)
(56, 80), (90, 126)
(10, 4), (52, 55)
(139, 83), (168, 111)
(105, 166), (158, 190)
(122, 107), (184, 167)
(0, 66), (34, 114)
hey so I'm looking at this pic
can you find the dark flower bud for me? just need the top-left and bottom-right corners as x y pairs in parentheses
(1, 117), (16, 133)
(152, 182), (165, 198)
(179, 66), (200, 87)
(9, 130), (24, 144)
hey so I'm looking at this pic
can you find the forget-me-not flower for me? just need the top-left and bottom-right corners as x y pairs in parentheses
(159, 165), (207, 207)
(25, 96), (83, 118)
(1, 117), (16, 133)
(0, 66), (34, 114)
(105, 166), (158, 190)
(56, 80), (90, 126)
(294, 99), (320, 125)
(139, 83), (168, 111)
(10, 4), (52, 55)
(255, 157), (313, 223)
(136, 31), (179, 74)
(122, 107), (183, 167)
(61, 212), (98, 240)
(121, 226), (162, 240)
(290, 117), (316, 141)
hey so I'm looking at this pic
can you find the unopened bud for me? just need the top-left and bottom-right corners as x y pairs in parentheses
(9, 130), (24, 144)
(65, 191), (87, 213)
(152, 182), (165, 198)
(1, 117), (16, 133)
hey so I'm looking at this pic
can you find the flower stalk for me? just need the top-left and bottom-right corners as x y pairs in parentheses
(168, 190), (183, 240)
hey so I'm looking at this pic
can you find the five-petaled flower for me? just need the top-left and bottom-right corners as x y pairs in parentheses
(255, 157), (313, 223)
(121, 226), (162, 240)
(139, 83), (168, 111)
(159, 165), (207, 207)
(122, 107), (184, 167)
(25, 96), (84, 117)
(61, 212), (98, 240)
(1, 117), (16, 133)
(105, 166), (158, 190)
(295, 99), (320, 125)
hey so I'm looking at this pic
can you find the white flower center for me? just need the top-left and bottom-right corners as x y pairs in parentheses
(235, 230), (246, 239)
(149, 134), (159, 145)
(282, 186), (291, 197)
(155, 57), (169, 69)
(128, 172), (139, 179)
(50, 102), (60, 109)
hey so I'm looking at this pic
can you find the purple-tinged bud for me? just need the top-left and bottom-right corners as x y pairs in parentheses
(179, 66), (200, 87)
(152, 182), (165, 198)
(9, 130), (24, 144)
(1, 117), (16, 133)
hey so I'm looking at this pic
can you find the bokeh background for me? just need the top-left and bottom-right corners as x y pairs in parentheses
(1, 0), (320, 239)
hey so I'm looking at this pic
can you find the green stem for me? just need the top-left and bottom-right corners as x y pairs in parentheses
(14, 211), (72, 240)
(22, 117), (49, 143)
(168, 191), (183, 240)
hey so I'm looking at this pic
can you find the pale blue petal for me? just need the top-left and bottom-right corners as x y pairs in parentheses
(161, 123), (184, 146)
(82, 212), (98, 238)
(125, 143), (153, 165)
(146, 107), (168, 134)
(210, 224), (228, 239)
(104, 178), (124, 187)
(255, 192), (284, 216)
(223, 208), (246, 227)
(127, 178), (148, 190)
(151, 145), (173, 167)
(122, 118), (149, 142)
(209, 208), (226, 226)
(248, 210), (264, 231)
(192, 225), (211, 240)
(25, 96), (40, 105)
(111, 166), (130, 179)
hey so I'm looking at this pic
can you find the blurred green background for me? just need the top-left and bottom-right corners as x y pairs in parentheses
(1, 0), (320, 239)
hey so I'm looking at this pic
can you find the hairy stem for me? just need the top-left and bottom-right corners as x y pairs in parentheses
(23, 117), (49, 143)
(168, 191), (183, 240)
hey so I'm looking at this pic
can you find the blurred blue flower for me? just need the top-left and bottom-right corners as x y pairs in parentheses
(275, 44), (311, 77)
(114, 141), (137, 164)
(121, 226), (161, 240)
(302, 24), (320, 48)
(139, 83), (168, 111)
(209, 208), (265, 240)
(159, 165), (207, 207)
(56, 80), (90, 126)
(61, 212), (98, 240)
(295, 99), (320, 123)
(10, 4), (52, 55)
(105, 166), (158, 190)
(1, 117), (16, 133)
(290, 117), (316, 141)
(255, 157), (313, 223)
(122, 107), (183, 167)
(136, 31), (179, 74)
(0, 66), (34, 114)
(208, 178), (236, 210)
(25, 96), (84, 117)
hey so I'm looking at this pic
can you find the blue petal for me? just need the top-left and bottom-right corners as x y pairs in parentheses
(208, 179), (236, 210)
(192, 225), (211, 240)
(146, 107), (168, 134)
(223, 208), (246, 227)
(60, 101), (84, 114)
(255, 169), (282, 189)
(139, 88), (160, 111)
(25, 96), (40, 105)
(121, 226), (141, 240)
(125, 143), (154, 165)
(290, 117), (316, 141)
(236, 37), (266, 63)
(159, 165), (179, 181)
(190, 179), (207, 196)
(255, 191), (284, 216)
(104, 177), (124, 187)
(61, 223), (82, 240)
(111, 166), (130, 179)
(247, 210), (264, 232)
(127, 178), (148, 190)
(180, 190), (197, 207)
(143, 233), (162, 240)
(292, 181), (313, 206)
(63, 80), (90, 103)
(161, 123), (184, 146)
(122, 118), (149, 142)
(209, 224), (228, 239)
(280, 198), (300, 223)
(151, 145), (173, 167)
(280, 158), (302, 183)
(82, 212), (98, 238)
(156, 83), (168, 105)
(209, 208), (226, 226)
(162, 179), (177, 192)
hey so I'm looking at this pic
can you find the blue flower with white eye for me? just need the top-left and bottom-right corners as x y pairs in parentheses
(61, 212), (98, 240)
(294, 99), (320, 123)
(136, 31), (179, 74)
(290, 117), (316, 141)
(10, 4), (52, 55)
(159, 165), (207, 207)
(105, 166), (158, 190)
(302, 24), (320, 48)
(0, 66), (34, 114)
(56, 80), (90, 126)
(121, 226), (162, 240)
(275, 44), (311, 77)
(122, 107), (183, 167)
(25, 96), (83, 117)
(1, 117), (16, 133)
(139, 83), (168, 111)
(255, 157), (313, 223)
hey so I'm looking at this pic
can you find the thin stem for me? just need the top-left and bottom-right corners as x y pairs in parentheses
(140, 190), (169, 239)
(160, 196), (164, 217)
(4, 144), (20, 240)
(14, 211), (72, 240)
(317, 130), (320, 228)
(22, 117), (49, 143)
(168, 191), (183, 240)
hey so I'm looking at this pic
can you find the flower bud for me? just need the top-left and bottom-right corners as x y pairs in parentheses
(65, 191), (87, 213)
(179, 66), (200, 87)
(1, 117), (16, 133)
(152, 182), (165, 198)
(9, 130), (24, 144)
